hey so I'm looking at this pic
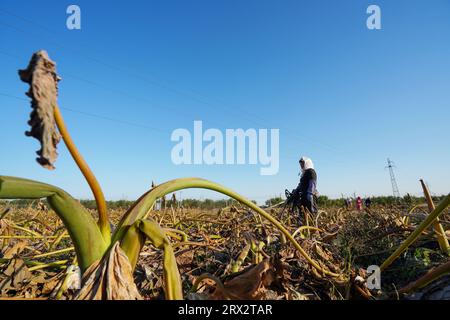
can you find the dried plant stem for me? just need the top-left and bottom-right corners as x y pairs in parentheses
(398, 259), (450, 294)
(31, 246), (74, 259)
(420, 179), (450, 255)
(380, 193), (450, 271)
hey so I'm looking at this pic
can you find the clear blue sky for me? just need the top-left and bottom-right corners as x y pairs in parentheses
(1, 0), (449, 203)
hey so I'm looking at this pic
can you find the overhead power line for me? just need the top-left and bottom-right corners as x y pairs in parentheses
(0, 92), (168, 134)
(0, 8), (348, 159)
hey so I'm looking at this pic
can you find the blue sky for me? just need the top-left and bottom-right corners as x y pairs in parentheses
(1, 0), (449, 203)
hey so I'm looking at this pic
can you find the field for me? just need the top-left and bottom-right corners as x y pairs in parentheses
(1, 201), (450, 300)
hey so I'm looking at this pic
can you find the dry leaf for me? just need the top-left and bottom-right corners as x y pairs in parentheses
(42, 274), (65, 296)
(74, 242), (142, 300)
(210, 259), (276, 300)
(18, 50), (61, 170)
(0, 258), (33, 294)
(2, 240), (28, 259)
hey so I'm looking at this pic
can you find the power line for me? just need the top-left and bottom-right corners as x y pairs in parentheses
(0, 92), (168, 134)
(0, 9), (348, 159)
(0, 50), (213, 126)
(0, 48), (344, 168)
(0, 19), (268, 129)
(0, 49), (280, 141)
(0, 8), (273, 126)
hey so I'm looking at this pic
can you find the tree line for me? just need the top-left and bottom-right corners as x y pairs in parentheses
(1, 194), (447, 210)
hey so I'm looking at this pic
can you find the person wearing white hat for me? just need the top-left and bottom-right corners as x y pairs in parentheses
(293, 156), (318, 214)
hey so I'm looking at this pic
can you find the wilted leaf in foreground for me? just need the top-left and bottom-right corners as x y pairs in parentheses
(18, 50), (62, 170)
(210, 259), (276, 300)
(74, 242), (142, 300)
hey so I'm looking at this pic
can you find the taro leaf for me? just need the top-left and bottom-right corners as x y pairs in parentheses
(18, 50), (62, 170)
(74, 242), (142, 300)
(137, 218), (183, 300)
(210, 259), (277, 300)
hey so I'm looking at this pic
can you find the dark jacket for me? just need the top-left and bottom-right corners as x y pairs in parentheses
(296, 168), (318, 213)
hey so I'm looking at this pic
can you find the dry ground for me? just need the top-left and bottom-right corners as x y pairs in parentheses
(1, 202), (449, 300)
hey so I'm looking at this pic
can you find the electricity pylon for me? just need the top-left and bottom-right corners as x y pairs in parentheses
(386, 158), (400, 198)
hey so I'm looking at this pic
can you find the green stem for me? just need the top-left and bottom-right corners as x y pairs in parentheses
(113, 177), (340, 277)
(0, 176), (107, 272)
(137, 219), (184, 300)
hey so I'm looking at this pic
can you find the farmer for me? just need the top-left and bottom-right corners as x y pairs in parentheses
(364, 197), (372, 209)
(356, 196), (363, 211)
(292, 156), (318, 214)
(344, 198), (350, 210)
(347, 197), (352, 209)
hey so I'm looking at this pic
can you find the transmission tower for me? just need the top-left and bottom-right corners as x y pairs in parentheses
(386, 158), (400, 198)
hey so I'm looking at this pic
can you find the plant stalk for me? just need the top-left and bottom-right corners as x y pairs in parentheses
(114, 178), (341, 278)
(398, 259), (450, 294)
(380, 193), (450, 271)
(420, 179), (450, 255)
(54, 105), (110, 243)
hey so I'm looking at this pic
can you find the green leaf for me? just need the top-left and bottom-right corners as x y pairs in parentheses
(137, 218), (183, 300)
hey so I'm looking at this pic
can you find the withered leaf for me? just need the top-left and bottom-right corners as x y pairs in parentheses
(2, 240), (28, 259)
(74, 242), (142, 300)
(210, 259), (276, 300)
(0, 258), (33, 293)
(43, 277), (61, 296)
(18, 50), (62, 170)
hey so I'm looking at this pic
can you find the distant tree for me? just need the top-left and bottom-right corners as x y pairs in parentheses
(265, 197), (283, 206)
